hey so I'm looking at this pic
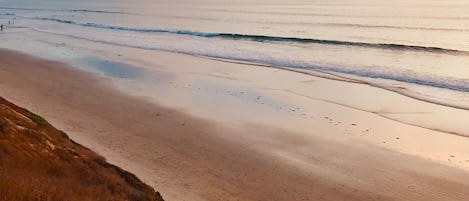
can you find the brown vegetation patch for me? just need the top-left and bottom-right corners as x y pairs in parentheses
(0, 97), (164, 201)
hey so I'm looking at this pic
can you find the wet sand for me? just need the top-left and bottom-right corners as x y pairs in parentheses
(2, 49), (469, 201)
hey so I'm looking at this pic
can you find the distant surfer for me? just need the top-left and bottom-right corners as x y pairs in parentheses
(1, 25), (3, 32)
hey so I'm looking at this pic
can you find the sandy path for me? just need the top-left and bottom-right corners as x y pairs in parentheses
(2, 49), (469, 201)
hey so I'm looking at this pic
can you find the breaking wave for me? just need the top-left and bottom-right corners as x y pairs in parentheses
(32, 17), (469, 55)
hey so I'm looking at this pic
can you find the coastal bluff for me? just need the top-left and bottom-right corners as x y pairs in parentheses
(0, 97), (164, 201)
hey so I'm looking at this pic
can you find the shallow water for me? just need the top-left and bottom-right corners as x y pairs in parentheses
(83, 57), (143, 79)
(0, 0), (468, 109)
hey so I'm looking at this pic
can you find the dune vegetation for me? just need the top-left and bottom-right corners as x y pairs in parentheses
(0, 97), (164, 201)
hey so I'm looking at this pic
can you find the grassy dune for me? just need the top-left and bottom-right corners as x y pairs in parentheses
(0, 97), (164, 201)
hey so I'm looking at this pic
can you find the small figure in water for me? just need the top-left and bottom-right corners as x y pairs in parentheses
(8, 21), (10, 25)
(1, 25), (3, 32)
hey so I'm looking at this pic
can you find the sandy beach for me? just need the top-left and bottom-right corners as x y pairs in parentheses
(1, 48), (469, 201)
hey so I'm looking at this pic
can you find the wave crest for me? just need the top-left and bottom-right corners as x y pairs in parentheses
(30, 17), (469, 55)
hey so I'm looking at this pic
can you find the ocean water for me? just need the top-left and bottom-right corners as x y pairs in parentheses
(0, 0), (468, 109)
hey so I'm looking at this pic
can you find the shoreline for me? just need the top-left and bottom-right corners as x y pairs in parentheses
(199, 56), (469, 137)
(207, 56), (469, 112)
(8, 25), (469, 111)
(2, 48), (469, 200)
(0, 28), (467, 138)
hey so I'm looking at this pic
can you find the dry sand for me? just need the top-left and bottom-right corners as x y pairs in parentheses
(2, 49), (469, 201)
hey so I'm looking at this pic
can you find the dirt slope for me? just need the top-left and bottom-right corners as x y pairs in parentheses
(0, 97), (164, 201)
